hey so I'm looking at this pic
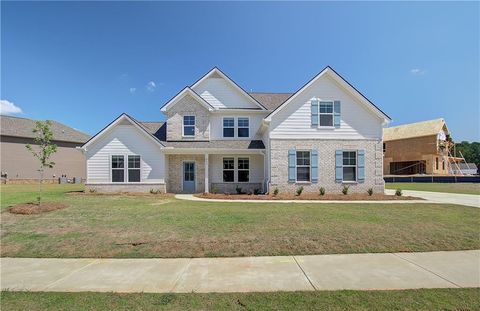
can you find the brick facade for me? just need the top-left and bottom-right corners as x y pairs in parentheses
(269, 139), (384, 194)
(166, 95), (210, 141)
(166, 154), (205, 193)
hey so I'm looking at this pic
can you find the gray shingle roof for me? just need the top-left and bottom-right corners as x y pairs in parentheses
(138, 121), (264, 149)
(248, 92), (293, 111)
(1, 115), (90, 143)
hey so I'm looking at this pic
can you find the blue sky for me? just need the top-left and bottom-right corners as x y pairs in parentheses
(1, 1), (479, 141)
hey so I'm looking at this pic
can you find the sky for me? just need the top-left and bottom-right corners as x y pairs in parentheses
(1, 1), (479, 141)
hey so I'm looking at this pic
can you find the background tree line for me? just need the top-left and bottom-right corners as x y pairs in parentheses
(454, 141), (480, 172)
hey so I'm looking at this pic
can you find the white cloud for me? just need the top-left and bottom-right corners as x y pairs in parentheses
(0, 100), (23, 115)
(129, 87), (136, 94)
(146, 81), (156, 92)
(410, 68), (426, 75)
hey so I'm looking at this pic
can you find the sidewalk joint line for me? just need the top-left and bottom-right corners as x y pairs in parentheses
(43, 259), (99, 290)
(170, 258), (192, 293)
(392, 253), (462, 288)
(293, 256), (317, 291)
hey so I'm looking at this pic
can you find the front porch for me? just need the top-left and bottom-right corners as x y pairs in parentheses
(165, 150), (265, 194)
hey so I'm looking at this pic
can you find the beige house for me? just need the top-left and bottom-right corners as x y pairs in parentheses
(383, 118), (453, 175)
(82, 66), (390, 193)
(1, 115), (90, 182)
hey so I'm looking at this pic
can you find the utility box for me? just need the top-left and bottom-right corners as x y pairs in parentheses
(73, 177), (82, 184)
(59, 177), (68, 184)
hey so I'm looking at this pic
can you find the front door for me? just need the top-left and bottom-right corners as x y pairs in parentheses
(183, 162), (195, 193)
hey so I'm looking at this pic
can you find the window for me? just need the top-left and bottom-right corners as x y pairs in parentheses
(296, 151), (311, 182)
(237, 118), (249, 138)
(238, 158), (250, 182)
(442, 160), (445, 170)
(436, 157), (439, 170)
(223, 158), (234, 182)
(223, 118), (234, 137)
(111, 155), (125, 182)
(319, 101), (333, 126)
(343, 151), (357, 182)
(128, 155), (141, 182)
(383, 143), (386, 153)
(183, 116), (195, 137)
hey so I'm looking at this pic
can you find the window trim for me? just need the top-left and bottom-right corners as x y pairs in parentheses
(237, 117), (250, 138)
(222, 157), (235, 183)
(295, 150), (311, 183)
(127, 155), (141, 183)
(110, 154), (143, 183)
(318, 101), (334, 127)
(342, 150), (357, 183)
(111, 154), (125, 183)
(182, 115), (195, 137)
(222, 117), (235, 138)
(237, 156), (250, 183)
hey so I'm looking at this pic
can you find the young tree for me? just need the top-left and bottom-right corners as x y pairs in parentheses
(25, 121), (58, 205)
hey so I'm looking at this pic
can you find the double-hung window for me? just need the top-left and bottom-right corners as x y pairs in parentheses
(223, 158), (234, 182)
(128, 155), (141, 182)
(111, 155), (125, 182)
(223, 118), (234, 138)
(296, 151), (311, 182)
(238, 158), (249, 182)
(319, 101), (334, 126)
(343, 151), (357, 182)
(183, 116), (195, 137)
(237, 118), (249, 138)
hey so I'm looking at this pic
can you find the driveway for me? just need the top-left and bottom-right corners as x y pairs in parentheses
(1, 250), (478, 293)
(385, 189), (480, 208)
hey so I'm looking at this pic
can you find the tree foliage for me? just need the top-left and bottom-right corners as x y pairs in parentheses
(25, 121), (58, 204)
(454, 141), (480, 168)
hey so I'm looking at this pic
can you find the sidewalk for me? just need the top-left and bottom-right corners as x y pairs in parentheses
(2, 250), (478, 293)
(385, 189), (480, 208)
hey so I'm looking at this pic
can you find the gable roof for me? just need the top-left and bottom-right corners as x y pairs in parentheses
(0, 115), (90, 143)
(82, 113), (165, 149)
(190, 67), (267, 110)
(160, 87), (214, 112)
(249, 92), (293, 111)
(264, 66), (391, 123)
(383, 118), (447, 141)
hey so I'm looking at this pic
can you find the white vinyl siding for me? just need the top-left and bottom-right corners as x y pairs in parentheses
(269, 75), (383, 140)
(192, 77), (260, 109)
(86, 124), (165, 183)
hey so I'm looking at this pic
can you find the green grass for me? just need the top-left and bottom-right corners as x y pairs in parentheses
(386, 182), (480, 195)
(1, 289), (479, 310)
(1, 184), (479, 258)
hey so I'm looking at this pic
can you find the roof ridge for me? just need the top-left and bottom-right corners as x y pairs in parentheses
(386, 118), (444, 129)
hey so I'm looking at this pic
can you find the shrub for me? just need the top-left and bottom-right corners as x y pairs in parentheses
(319, 187), (326, 196)
(253, 188), (260, 195)
(342, 185), (349, 195)
(273, 187), (279, 196)
(235, 185), (242, 194)
(212, 186), (218, 194)
(296, 186), (304, 196)
(395, 189), (402, 196)
(367, 188), (373, 196)
(89, 188), (97, 193)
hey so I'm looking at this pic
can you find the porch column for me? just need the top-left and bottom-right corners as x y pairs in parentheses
(204, 153), (209, 193)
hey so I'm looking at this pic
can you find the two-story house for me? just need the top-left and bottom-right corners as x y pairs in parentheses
(82, 66), (391, 194)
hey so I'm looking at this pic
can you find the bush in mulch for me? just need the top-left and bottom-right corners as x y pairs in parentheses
(8, 202), (68, 215)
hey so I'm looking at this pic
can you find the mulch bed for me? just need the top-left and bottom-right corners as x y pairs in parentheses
(197, 193), (421, 201)
(9, 202), (68, 215)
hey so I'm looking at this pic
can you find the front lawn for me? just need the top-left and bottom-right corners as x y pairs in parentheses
(1, 184), (479, 258)
(2, 289), (479, 311)
(386, 182), (480, 195)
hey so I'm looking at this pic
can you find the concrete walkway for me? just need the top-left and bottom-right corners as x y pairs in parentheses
(2, 250), (478, 293)
(385, 189), (480, 208)
(175, 194), (430, 204)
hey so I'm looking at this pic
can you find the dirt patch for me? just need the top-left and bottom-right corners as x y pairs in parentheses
(9, 202), (68, 215)
(197, 193), (421, 201)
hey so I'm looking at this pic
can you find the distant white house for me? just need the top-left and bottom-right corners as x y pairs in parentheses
(81, 66), (391, 193)
(452, 163), (478, 175)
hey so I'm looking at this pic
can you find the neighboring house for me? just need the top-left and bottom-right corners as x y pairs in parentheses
(82, 66), (390, 193)
(451, 163), (478, 175)
(1, 115), (90, 182)
(383, 118), (454, 175)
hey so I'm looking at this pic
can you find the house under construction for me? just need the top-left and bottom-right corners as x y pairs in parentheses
(383, 118), (468, 175)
